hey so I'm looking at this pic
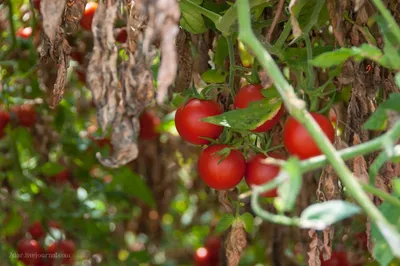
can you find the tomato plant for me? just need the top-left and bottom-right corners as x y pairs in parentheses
(175, 99), (223, 145)
(116, 28), (127, 43)
(0, 109), (10, 138)
(11, 105), (37, 128)
(28, 221), (45, 240)
(234, 84), (284, 132)
(283, 113), (335, 159)
(50, 170), (70, 185)
(197, 144), (246, 190)
(245, 153), (284, 198)
(139, 110), (161, 140)
(80, 2), (98, 31)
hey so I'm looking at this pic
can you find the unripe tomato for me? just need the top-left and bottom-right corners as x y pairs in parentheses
(283, 112), (335, 159)
(80, 2), (98, 31)
(11, 105), (37, 128)
(48, 240), (75, 264)
(17, 239), (43, 265)
(0, 109), (10, 138)
(28, 221), (45, 240)
(198, 144), (246, 190)
(245, 153), (284, 198)
(320, 251), (350, 266)
(116, 28), (127, 43)
(234, 84), (284, 132)
(175, 99), (223, 145)
(16, 27), (33, 39)
(139, 110), (161, 140)
(194, 247), (211, 266)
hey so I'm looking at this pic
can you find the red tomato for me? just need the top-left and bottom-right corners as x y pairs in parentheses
(116, 28), (127, 43)
(16, 27), (33, 39)
(50, 170), (70, 185)
(17, 239), (43, 265)
(48, 240), (75, 264)
(33, 0), (40, 12)
(139, 110), (161, 140)
(28, 222), (45, 240)
(233, 84), (284, 132)
(283, 112), (335, 159)
(205, 236), (221, 265)
(175, 99), (223, 145)
(70, 51), (84, 65)
(198, 144), (246, 190)
(76, 69), (86, 84)
(0, 109), (10, 138)
(194, 247), (211, 266)
(80, 2), (98, 31)
(245, 153), (284, 198)
(321, 251), (350, 266)
(11, 105), (37, 128)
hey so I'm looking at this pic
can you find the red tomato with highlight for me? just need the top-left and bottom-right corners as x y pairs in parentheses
(194, 247), (212, 266)
(16, 27), (33, 39)
(116, 28), (127, 43)
(139, 110), (161, 140)
(80, 2), (98, 31)
(245, 153), (284, 198)
(234, 84), (284, 132)
(48, 240), (75, 264)
(0, 109), (10, 138)
(283, 112), (335, 159)
(175, 99), (223, 145)
(17, 239), (43, 265)
(28, 221), (45, 240)
(198, 144), (246, 190)
(11, 105), (37, 128)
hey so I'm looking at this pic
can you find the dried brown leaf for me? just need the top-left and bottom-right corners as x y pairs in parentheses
(175, 30), (193, 92)
(226, 222), (247, 266)
(308, 230), (322, 266)
(41, 0), (67, 42)
(354, 0), (366, 12)
(327, 0), (345, 46)
(63, 0), (87, 34)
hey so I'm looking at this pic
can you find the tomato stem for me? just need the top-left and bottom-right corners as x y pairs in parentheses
(226, 35), (236, 97)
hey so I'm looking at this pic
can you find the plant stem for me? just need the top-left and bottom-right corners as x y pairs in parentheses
(7, 0), (16, 48)
(302, 0), (325, 36)
(273, 22), (291, 50)
(361, 183), (400, 208)
(250, 172), (299, 225)
(304, 35), (314, 90)
(237, 0), (391, 234)
(371, 0), (400, 44)
(226, 35), (236, 97)
(300, 122), (400, 172)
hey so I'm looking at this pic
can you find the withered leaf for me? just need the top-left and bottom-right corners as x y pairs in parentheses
(308, 230), (322, 266)
(63, 0), (87, 34)
(41, 0), (67, 42)
(288, 0), (302, 39)
(352, 134), (370, 188)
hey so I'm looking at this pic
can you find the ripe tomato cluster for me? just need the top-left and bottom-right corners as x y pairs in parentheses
(0, 105), (37, 139)
(17, 221), (75, 266)
(175, 84), (335, 193)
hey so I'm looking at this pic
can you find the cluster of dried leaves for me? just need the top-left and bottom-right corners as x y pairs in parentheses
(38, 0), (180, 168)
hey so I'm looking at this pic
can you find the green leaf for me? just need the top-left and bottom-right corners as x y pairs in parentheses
(310, 44), (384, 68)
(40, 162), (65, 177)
(376, 16), (400, 70)
(363, 108), (388, 130)
(395, 72), (400, 88)
(1, 209), (23, 236)
(202, 98), (282, 131)
(275, 158), (302, 212)
(130, 250), (151, 263)
(381, 93), (400, 112)
(215, 214), (235, 233)
(214, 37), (229, 69)
(371, 202), (400, 265)
(201, 69), (227, 83)
(240, 212), (254, 233)
(180, 1), (208, 34)
(299, 200), (361, 230)
(107, 167), (155, 207)
(260, 86), (280, 99)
